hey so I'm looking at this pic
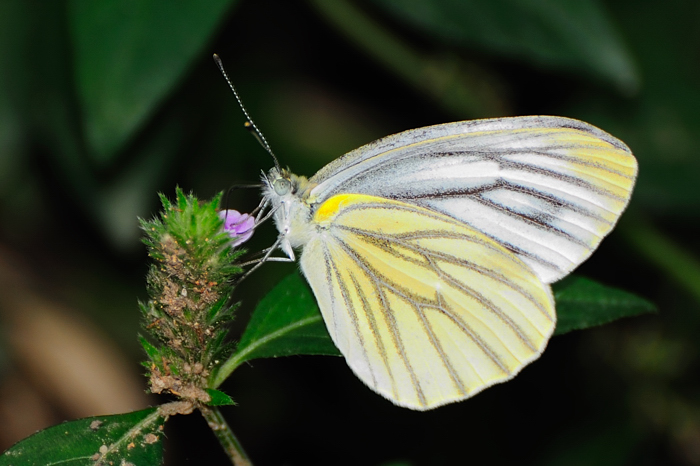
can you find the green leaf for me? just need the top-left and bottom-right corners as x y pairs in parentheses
(553, 276), (656, 335)
(369, 0), (639, 92)
(68, 0), (239, 161)
(212, 272), (340, 387)
(205, 388), (236, 406)
(0, 408), (164, 466)
(212, 272), (653, 386)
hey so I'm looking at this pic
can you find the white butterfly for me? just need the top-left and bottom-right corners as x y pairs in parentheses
(255, 115), (637, 410)
(213, 42), (635, 412)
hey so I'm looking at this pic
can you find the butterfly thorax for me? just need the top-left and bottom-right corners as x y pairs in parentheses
(262, 168), (318, 260)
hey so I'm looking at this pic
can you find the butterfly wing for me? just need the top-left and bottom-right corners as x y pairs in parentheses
(299, 193), (555, 410)
(308, 116), (637, 284)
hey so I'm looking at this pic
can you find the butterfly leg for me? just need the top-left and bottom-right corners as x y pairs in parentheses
(251, 196), (269, 220)
(234, 235), (294, 285)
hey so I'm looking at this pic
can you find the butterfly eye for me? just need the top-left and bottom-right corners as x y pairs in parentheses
(273, 178), (292, 196)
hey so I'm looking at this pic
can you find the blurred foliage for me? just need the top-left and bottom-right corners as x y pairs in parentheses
(0, 0), (699, 465)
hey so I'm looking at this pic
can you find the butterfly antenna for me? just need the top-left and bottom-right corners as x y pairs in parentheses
(213, 53), (281, 172)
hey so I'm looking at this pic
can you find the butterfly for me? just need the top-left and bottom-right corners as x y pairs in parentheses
(255, 115), (637, 411)
(214, 50), (636, 411)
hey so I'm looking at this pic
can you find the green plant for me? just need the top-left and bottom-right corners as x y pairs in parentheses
(1, 0), (697, 464)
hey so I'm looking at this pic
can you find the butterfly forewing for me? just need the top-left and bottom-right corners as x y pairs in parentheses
(308, 116), (637, 284)
(299, 193), (555, 410)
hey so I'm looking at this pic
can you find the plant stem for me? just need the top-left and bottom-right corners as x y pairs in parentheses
(199, 406), (252, 466)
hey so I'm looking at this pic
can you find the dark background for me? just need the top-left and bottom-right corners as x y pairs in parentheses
(0, 0), (698, 464)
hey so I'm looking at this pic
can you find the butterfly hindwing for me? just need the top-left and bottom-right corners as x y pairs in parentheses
(299, 193), (555, 410)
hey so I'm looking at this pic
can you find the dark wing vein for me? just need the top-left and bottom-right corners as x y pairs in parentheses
(339, 224), (553, 321)
(336, 230), (516, 385)
(334, 239), (428, 406)
(347, 270), (397, 399)
(326, 245), (377, 389)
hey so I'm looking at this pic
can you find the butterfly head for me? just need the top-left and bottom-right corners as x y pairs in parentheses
(262, 167), (309, 198)
(262, 167), (315, 259)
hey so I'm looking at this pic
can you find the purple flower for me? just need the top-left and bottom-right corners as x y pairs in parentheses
(219, 210), (255, 246)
